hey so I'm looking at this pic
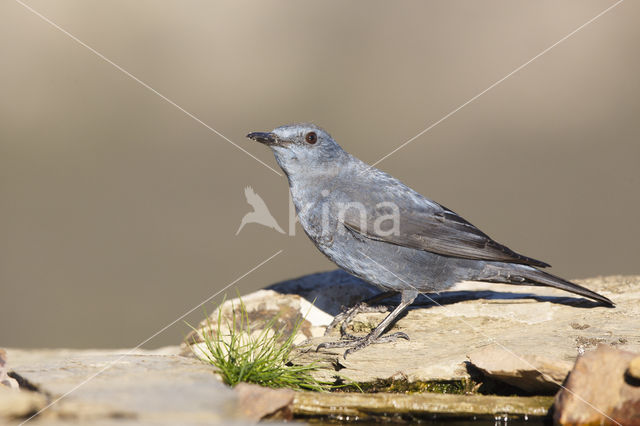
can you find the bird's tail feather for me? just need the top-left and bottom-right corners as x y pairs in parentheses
(518, 268), (614, 307)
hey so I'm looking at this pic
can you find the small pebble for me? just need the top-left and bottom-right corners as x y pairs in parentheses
(628, 356), (640, 380)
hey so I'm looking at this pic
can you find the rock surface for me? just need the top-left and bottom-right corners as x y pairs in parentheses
(0, 349), (19, 390)
(3, 273), (637, 424)
(467, 345), (573, 394)
(234, 383), (294, 421)
(0, 386), (47, 421)
(554, 345), (640, 425)
(1, 345), (553, 424)
(187, 271), (640, 390)
(2, 347), (246, 425)
(630, 356), (640, 381)
(293, 391), (554, 420)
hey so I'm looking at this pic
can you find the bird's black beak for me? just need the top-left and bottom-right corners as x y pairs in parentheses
(247, 132), (277, 145)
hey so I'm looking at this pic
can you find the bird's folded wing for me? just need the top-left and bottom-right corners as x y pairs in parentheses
(341, 206), (550, 268)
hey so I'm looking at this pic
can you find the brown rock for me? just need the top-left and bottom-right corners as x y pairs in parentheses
(234, 383), (294, 421)
(554, 345), (640, 425)
(629, 356), (640, 381)
(468, 344), (573, 394)
(0, 386), (47, 421)
(0, 349), (19, 390)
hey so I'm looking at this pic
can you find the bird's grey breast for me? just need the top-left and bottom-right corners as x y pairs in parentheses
(285, 165), (476, 292)
(287, 177), (335, 248)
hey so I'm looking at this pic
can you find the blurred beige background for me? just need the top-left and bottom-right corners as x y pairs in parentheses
(1, 0), (638, 349)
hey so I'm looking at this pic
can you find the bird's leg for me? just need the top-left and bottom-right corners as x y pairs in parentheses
(317, 290), (418, 358)
(338, 303), (391, 340)
(324, 291), (397, 337)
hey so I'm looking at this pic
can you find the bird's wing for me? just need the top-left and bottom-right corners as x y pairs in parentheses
(340, 193), (549, 268)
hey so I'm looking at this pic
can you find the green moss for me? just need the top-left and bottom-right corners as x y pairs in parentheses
(348, 320), (377, 334)
(333, 378), (476, 395)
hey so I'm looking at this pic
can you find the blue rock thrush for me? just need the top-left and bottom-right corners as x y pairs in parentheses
(247, 124), (614, 358)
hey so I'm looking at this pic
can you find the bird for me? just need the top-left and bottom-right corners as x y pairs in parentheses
(236, 186), (285, 235)
(247, 124), (614, 358)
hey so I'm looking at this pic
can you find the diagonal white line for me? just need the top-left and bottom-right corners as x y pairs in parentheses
(19, 249), (284, 425)
(369, 0), (625, 169)
(12, 0), (282, 177)
(359, 252), (621, 426)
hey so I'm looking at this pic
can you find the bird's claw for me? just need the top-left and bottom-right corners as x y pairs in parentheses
(323, 306), (351, 336)
(324, 303), (391, 337)
(315, 331), (410, 359)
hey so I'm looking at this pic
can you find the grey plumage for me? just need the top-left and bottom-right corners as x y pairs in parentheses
(247, 124), (613, 357)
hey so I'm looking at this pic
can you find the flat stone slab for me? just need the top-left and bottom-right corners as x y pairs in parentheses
(4, 347), (244, 425)
(4, 274), (637, 424)
(188, 271), (640, 388)
(293, 391), (554, 420)
(467, 345), (574, 393)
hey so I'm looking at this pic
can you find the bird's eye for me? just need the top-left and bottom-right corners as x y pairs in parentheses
(305, 132), (317, 144)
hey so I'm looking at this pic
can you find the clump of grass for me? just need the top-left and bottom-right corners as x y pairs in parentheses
(191, 296), (329, 391)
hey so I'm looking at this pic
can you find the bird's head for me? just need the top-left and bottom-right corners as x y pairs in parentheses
(247, 124), (348, 177)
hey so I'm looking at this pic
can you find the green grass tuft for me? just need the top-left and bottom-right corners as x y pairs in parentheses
(190, 296), (330, 392)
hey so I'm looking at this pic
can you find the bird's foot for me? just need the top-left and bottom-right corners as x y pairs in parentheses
(316, 331), (409, 359)
(324, 303), (390, 337)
